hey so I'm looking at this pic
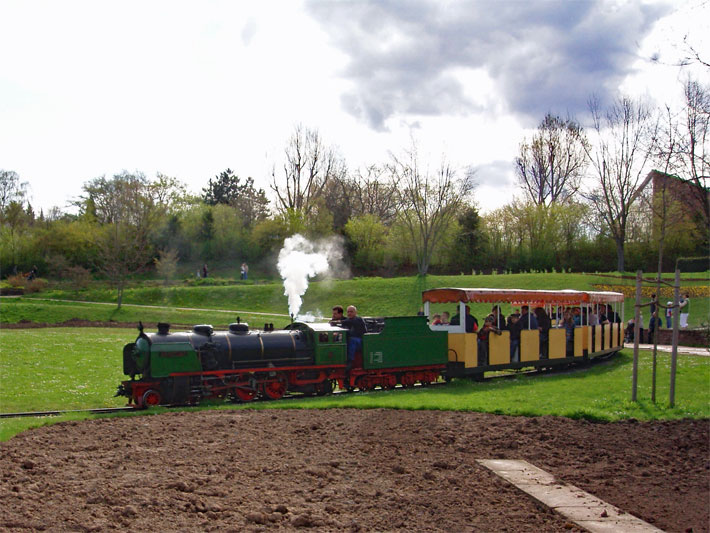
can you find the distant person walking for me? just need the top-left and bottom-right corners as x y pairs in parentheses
(679, 293), (690, 328)
(202, 264), (208, 278)
(240, 262), (248, 280)
(665, 301), (673, 328)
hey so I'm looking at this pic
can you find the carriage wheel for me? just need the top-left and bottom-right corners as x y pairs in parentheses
(235, 386), (257, 402)
(141, 389), (162, 408)
(262, 374), (287, 400)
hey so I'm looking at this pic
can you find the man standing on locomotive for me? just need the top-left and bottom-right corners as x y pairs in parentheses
(331, 305), (367, 385)
(331, 305), (344, 321)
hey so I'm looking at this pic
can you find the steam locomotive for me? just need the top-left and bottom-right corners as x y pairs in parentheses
(117, 316), (448, 407)
(117, 288), (624, 408)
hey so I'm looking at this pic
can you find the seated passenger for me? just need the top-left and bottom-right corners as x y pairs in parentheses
(477, 315), (502, 366)
(507, 313), (521, 362)
(606, 304), (621, 324)
(518, 305), (538, 330)
(558, 309), (576, 356)
(450, 305), (478, 332)
(431, 313), (442, 325)
(573, 307), (581, 326)
(589, 309), (599, 326)
(491, 305), (506, 329)
(440, 311), (450, 325)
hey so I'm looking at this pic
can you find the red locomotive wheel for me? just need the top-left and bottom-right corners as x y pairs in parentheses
(356, 376), (371, 391)
(141, 389), (162, 408)
(399, 373), (415, 388)
(262, 375), (287, 400)
(384, 375), (397, 390)
(235, 387), (257, 402)
(315, 379), (334, 396)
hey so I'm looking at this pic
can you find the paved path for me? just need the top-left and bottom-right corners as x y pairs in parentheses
(479, 459), (665, 533)
(624, 342), (709, 357)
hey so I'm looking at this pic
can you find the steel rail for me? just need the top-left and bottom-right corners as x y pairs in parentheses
(0, 407), (138, 419)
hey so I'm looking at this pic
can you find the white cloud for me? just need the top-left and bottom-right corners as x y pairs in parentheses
(0, 0), (705, 217)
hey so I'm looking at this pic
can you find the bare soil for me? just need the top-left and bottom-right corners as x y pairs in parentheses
(1, 409), (707, 532)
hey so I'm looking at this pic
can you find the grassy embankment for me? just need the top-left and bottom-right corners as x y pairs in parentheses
(4, 272), (709, 327)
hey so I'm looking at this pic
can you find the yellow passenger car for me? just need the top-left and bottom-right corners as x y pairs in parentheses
(422, 288), (624, 378)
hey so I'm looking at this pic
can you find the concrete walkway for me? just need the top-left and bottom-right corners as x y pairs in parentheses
(624, 342), (709, 357)
(479, 459), (665, 533)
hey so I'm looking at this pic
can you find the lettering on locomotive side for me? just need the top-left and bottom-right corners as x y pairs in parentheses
(157, 351), (188, 358)
(370, 351), (383, 364)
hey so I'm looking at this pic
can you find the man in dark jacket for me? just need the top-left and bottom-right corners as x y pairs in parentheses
(332, 306), (367, 384)
(450, 305), (478, 333)
(534, 307), (551, 359)
(518, 305), (538, 330)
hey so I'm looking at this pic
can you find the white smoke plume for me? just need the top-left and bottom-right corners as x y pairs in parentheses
(277, 234), (343, 319)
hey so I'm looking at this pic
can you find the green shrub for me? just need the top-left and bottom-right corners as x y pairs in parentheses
(24, 278), (47, 293)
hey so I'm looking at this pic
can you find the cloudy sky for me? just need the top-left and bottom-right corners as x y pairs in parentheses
(1, 0), (708, 215)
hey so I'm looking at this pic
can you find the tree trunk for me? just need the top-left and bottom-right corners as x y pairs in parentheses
(615, 239), (625, 272)
(117, 280), (124, 310)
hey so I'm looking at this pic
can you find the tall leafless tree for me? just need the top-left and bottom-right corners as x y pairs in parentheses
(515, 113), (589, 205)
(665, 80), (710, 239)
(270, 124), (346, 217)
(350, 165), (400, 225)
(388, 144), (475, 275)
(583, 95), (656, 272)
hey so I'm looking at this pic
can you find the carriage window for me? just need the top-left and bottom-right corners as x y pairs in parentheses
(319, 333), (329, 343)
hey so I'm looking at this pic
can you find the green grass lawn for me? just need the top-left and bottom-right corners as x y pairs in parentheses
(1, 327), (708, 441)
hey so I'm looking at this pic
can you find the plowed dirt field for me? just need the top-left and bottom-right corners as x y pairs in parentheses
(1, 409), (707, 532)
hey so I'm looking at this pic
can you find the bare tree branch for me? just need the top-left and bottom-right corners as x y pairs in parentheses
(515, 113), (589, 205)
(583, 95), (657, 272)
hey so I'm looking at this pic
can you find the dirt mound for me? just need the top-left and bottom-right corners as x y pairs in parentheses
(1, 409), (707, 532)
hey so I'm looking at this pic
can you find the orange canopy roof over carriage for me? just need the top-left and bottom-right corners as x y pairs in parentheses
(421, 288), (624, 306)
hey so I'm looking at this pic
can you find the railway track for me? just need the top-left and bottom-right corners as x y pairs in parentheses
(0, 407), (137, 419)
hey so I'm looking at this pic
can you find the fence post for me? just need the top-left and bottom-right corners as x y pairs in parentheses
(669, 269), (680, 407)
(631, 270), (642, 402)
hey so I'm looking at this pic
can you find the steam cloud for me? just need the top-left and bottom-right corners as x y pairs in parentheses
(277, 234), (344, 319)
